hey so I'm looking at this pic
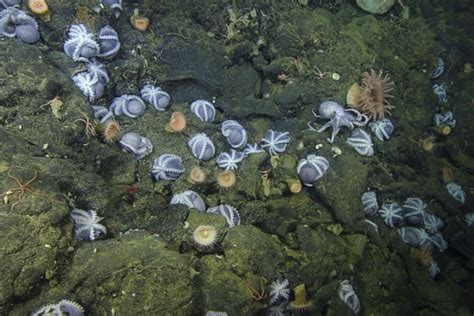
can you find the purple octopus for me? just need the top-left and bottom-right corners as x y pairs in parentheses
(308, 100), (368, 143)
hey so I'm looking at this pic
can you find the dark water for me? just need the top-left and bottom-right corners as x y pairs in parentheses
(0, 0), (473, 315)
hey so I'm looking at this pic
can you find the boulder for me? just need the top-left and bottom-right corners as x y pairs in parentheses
(356, 0), (396, 14)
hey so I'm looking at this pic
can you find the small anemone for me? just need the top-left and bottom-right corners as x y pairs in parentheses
(130, 9), (149, 31)
(192, 225), (218, 248)
(28, 0), (49, 15)
(216, 170), (236, 190)
(167, 111), (186, 133)
(102, 120), (121, 144)
(288, 284), (313, 313)
(187, 166), (207, 184)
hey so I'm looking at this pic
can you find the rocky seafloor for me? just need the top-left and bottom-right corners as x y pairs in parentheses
(0, 0), (474, 315)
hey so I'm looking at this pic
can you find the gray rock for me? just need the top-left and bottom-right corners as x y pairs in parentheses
(356, 0), (396, 14)
(0, 215), (64, 309)
(14, 231), (195, 315)
(313, 151), (368, 226)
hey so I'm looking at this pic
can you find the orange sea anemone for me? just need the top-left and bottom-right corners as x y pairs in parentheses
(187, 166), (207, 184)
(350, 69), (394, 121)
(130, 9), (149, 31)
(167, 111), (187, 133)
(216, 170), (236, 189)
(103, 120), (121, 144)
(192, 225), (218, 248)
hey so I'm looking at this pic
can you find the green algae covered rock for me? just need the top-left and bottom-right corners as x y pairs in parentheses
(356, 0), (396, 14)
(313, 149), (368, 226)
(199, 255), (259, 314)
(1, 0), (473, 314)
(0, 214), (66, 310)
(15, 231), (196, 315)
(296, 225), (367, 283)
(198, 225), (287, 314)
(223, 225), (285, 277)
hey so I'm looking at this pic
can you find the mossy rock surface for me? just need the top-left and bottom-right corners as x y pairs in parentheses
(222, 225), (286, 278)
(0, 215), (66, 308)
(12, 231), (195, 315)
(0, 0), (473, 314)
(198, 255), (259, 314)
(314, 150), (368, 226)
(296, 225), (367, 283)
